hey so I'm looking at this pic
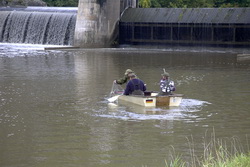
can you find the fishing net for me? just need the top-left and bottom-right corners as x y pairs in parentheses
(110, 82), (124, 97)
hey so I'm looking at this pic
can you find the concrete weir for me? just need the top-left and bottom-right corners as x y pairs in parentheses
(0, 7), (77, 45)
(74, 0), (136, 47)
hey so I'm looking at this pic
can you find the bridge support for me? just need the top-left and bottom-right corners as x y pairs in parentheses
(74, 0), (136, 47)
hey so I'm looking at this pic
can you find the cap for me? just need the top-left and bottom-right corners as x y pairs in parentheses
(161, 72), (170, 77)
(125, 69), (134, 75)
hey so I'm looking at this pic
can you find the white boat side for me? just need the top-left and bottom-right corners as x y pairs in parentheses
(169, 95), (183, 106)
(157, 94), (183, 107)
(118, 94), (183, 107)
(118, 95), (156, 107)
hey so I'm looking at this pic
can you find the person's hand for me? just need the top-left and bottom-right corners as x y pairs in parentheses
(169, 81), (174, 86)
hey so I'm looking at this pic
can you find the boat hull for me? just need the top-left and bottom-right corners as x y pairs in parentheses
(118, 94), (183, 107)
(156, 94), (183, 107)
(118, 95), (156, 107)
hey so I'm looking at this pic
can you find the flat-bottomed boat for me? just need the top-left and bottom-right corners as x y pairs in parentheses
(118, 93), (183, 107)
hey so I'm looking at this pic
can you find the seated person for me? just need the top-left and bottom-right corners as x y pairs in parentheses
(160, 71), (175, 95)
(124, 73), (146, 95)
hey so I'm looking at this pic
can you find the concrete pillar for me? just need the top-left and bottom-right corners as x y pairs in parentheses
(74, 0), (121, 47)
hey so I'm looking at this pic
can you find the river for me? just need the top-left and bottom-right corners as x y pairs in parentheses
(0, 44), (250, 167)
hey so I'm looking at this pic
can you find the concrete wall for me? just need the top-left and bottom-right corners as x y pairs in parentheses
(74, 0), (136, 47)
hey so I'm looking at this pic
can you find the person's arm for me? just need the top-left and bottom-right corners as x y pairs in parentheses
(115, 75), (128, 85)
(169, 81), (175, 91)
(142, 81), (146, 92)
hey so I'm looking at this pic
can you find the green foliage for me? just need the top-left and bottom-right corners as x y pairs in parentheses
(226, 153), (250, 167)
(139, 0), (151, 8)
(138, 0), (250, 8)
(165, 130), (250, 167)
(43, 0), (78, 7)
(186, 0), (215, 8)
(150, 0), (161, 7)
(165, 156), (186, 167)
(169, 0), (187, 8)
(11, 0), (247, 7)
(201, 153), (250, 167)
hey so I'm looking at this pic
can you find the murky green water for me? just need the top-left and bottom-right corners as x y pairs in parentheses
(0, 44), (250, 167)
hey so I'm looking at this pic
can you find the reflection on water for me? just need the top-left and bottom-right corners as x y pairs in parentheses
(0, 44), (250, 167)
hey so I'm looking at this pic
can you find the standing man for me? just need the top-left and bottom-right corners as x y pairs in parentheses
(124, 73), (146, 95)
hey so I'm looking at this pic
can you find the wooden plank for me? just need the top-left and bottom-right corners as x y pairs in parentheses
(156, 96), (170, 106)
(156, 94), (183, 106)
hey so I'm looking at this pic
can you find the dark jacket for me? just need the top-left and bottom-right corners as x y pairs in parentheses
(124, 78), (146, 95)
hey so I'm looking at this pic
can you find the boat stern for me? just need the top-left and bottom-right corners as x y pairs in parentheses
(156, 94), (183, 107)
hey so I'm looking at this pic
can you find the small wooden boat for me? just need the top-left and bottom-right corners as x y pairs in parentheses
(118, 92), (183, 107)
(108, 83), (183, 107)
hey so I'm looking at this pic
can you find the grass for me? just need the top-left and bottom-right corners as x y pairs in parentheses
(165, 131), (250, 167)
(166, 153), (250, 167)
(200, 152), (250, 167)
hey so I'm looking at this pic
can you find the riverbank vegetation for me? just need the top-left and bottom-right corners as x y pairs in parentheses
(43, 0), (249, 8)
(43, 0), (78, 7)
(1, 0), (249, 8)
(165, 133), (250, 167)
(139, 0), (250, 8)
(166, 152), (250, 167)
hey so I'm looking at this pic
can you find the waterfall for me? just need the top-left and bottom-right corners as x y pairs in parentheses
(0, 9), (76, 45)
